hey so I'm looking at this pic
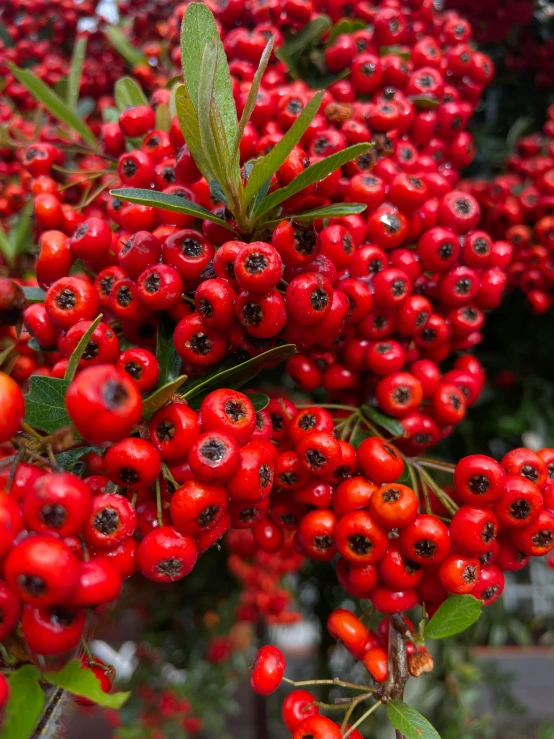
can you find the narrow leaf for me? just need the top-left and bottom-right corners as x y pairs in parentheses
(64, 314), (103, 383)
(114, 76), (149, 112)
(410, 95), (439, 110)
(386, 701), (441, 739)
(232, 36), (274, 164)
(44, 659), (130, 709)
(22, 286), (46, 303)
(156, 313), (182, 388)
(110, 188), (237, 232)
(328, 19), (366, 43)
(265, 202), (367, 226)
(181, 3), (237, 151)
(361, 404), (404, 437)
(243, 90), (324, 207)
(105, 26), (146, 67)
(143, 374), (188, 420)
(424, 595), (483, 639)
(3, 665), (44, 739)
(155, 103), (170, 132)
(24, 376), (71, 433)
(7, 63), (97, 148)
(244, 392), (270, 412)
(174, 84), (214, 181)
(8, 200), (35, 262)
(276, 16), (331, 66)
(197, 40), (225, 181)
(67, 37), (87, 110)
(183, 344), (296, 403)
(254, 143), (371, 219)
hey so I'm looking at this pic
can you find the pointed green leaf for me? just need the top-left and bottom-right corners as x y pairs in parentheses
(44, 660), (130, 709)
(410, 95), (439, 110)
(328, 19), (366, 43)
(3, 665), (44, 739)
(232, 36), (274, 164)
(25, 376), (71, 433)
(143, 374), (188, 420)
(265, 202), (366, 226)
(243, 90), (324, 207)
(275, 15), (332, 75)
(254, 143), (371, 219)
(8, 200), (35, 263)
(0, 21), (14, 48)
(183, 344), (296, 404)
(181, 3), (237, 150)
(110, 188), (237, 232)
(105, 26), (146, 67)
(64, 314), (103, 383)
(424, 595), (483, 640)
(197, 39), (225, 181)
(22, 286), (46, 303)
(55, 445), (103, 472)
(156, 313), (182, 388)
(155, 102), (170, 132)
(386, 701), (441, 739)
(6, 63), (97, 148)
(361, 404), (404, 437)
(175, 84), (214, 181)
(114, 76), (149, 111)
(244, 392), (270, 412)
(67, 37), (87, 110)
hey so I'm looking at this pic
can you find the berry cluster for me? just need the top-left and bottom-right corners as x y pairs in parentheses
(466, 106), (554, 314)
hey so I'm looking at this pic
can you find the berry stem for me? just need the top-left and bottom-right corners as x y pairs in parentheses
(155, 475), (163, 527)
(342, 700), (381, 737)
(282, 677), (372, 691)
(415, 465), (459, 515)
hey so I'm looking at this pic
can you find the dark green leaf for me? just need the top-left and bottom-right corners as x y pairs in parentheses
(265, 202), (366, 226)
(386, 701), (441, 739)
(424, 595), (483, 640)
(24, 376), (70, 433)
(328, 19), (366, 43)
(3, 665), (44, 739)
(197, 39), (225, 182)
(209, 179), (228, 206)
(183, 344), (296, 404)
(181, 3), (237, 151)
(55, 446), (102, 472)
(244, 392), (270, 412)
(275, 16), (332, 76)
(174, 84), (214, 181)
(142, 374), (188, 420)
(105, 27), (146, 67)
(67, 37), (87, 110)
(361, 404), (404, 437)
(409, 95), (439, 110)
(64, 314), (103, 383)
(110, 189), (236, 232)
(350, 426), (370, 449)
(22, 286), (46, 303)
(255, 143), (371, 219)
(0, 21), (14, 48)
(114, 76), (149, 111)
(7, 63), (97, 148)
(44, 660), (129, 709)
(507, 115), (534, 152)
(155, 313), (182, 388)
(243, 91), (324, 207)
(232, 36), (274, 164)
(0, 343), (15, 366)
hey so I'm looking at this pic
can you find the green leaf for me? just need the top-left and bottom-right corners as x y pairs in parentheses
(409, 95), (439, 110)
(350, 426), (371, 449)
(275, 15), (332, 78)
(7, 62), (97, 148)
(77, 97), (96, 120)
(0, 21), (14, 48)
(379, 45), (411, 60)
(142, 374), (188, 420)
(3, 665), (44, 739)
(255, 143), (371, 219)
(156, 313), (182, 388)
(9, 200), (35, 263)
(110, 188), (237, 232)
(55, 445), (102, 472)
(114, 76), (149, 112)
(507, 115), (534, 152)
(424, 595), (483, 640)
(243, 90), (324, 207)
(386, 701), (441, 739)
(183, 344), (296, 404)
(67, 37), (87, 110)
(265, 202), (367, 226)
(181, 3), (237, 152)
(155, 102), (170, 132)
(105, 26), (146, 67)
(197, 39), (225, 182)
(24, 375), (71, 433)
(232, 36), (274, 164)
(64, 314), (103, 383)
(22, 286), (46, 303)
(175, 84), (214, 181)
(44, 659), (129, 709)
(361, 404), (404, 437)
(245, 392), (270, 412)
(328, 19), (366, 43)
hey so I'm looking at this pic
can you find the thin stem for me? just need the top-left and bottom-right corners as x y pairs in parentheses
(162, 462), (180, 489)
(416, 459), (456, 474)
(282, 677), (371, 691)
(155, 476), (163, 526)
(341, 693), (373, 732)
(20, 421), (44, 443)
(416, 465), (458, 515)
(417, 457), (456, 471)
(407, 462), (419, 500)
(342, 701), (381, 737)
(297, 404), (357, 413)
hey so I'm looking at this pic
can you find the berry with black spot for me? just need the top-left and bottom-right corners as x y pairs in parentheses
(136, 526), (198, 583)
(105, 438), (162, 489)
(22, 472), (92, 537)
(83, 493), (137, 550)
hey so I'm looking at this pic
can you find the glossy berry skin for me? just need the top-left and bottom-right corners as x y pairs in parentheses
(493, 475), (543, 528)
(148, 402), (200, 462)
(250, 645), (286, 696)
(136, 526), (198, 582)
(137, 263), (183, 311)
(453, 454), (506, 505)
(336, 557), (379, 598)
(501, 448), (548, 491)
(170, 480), (229, 536)
(84, 494), (136, 550)
(22, 473), (92, 537)
(369, 483), (418, 529)
(450, 506), (498, 556)
(45, 277), (99, 330)
(105, 439), (162, 488)
(471, 565), (505, 606)
(0, 494), (24, 559)
(116, 348), (160, 393)
(282, 690), (319, 731)
(335, 510), (388, 565)
(438, 554), (480, 595)
(5, 536), (81, 606)
(378, 540), (424, 591)
(285, 273), (333, 326)
(292, 715), (342, 739)
(297, 432), (342, 478)
(0, 581), (20, 641)
(64, 559), (122, 607)
(66, 365), (143, 445)
(363, 646), (388, 682)
(22, 604), (86, 656)
(188, 431), (240, 483)
(510, 510), (554, 556)
(370, 586), (419, 614)
(0, 372), (24, 442)
(332, 476), (377, 517)
(327, 608), (370, 659)
(200, 389), (256, 446)
(399, 515), (451, 565)
(234, 242), (282, 293)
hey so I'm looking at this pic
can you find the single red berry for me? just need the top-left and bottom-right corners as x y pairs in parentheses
(250, 645), (285, 695)
(22, 603), (86, 656)
(105, 438), (162, 488)
(399, 514), (451, 565)
(83, 493), (137, 549)
(22, 473), (92, 537)
(136, 526), (198, 582)
(450, 506), (498, 556)
(282, 689), (319, 732)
